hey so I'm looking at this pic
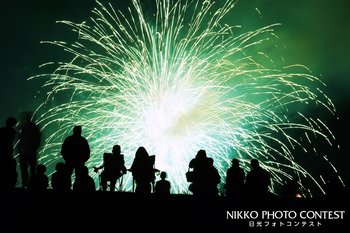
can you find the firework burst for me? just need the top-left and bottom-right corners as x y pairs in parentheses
(32, 0), (342, 195)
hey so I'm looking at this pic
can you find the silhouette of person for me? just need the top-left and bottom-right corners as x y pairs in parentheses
(205, 157), (221, 196)
(0, 117), (17, 159)
(28, 164), (48, 191)
(129, 146), (155, 194)
(51, 162), (71, 191)
(323, 172), (344, 198)
(187, 150), (220, 197)
(225, 158), (245, 199)
(61, 125), (90, 179)
(94, 145), (127, 191)
(155, 171), (171, 196)
(188, 149), (208, 195)
(245, 159), (271, 198)
(17, 112), (41, 188)
(73, 166), (95, 192)
(281, 176), (301, 198)
(0, 117), (18, 189)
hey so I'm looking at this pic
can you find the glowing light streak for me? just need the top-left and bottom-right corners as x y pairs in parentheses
(31, 0), (342, 195)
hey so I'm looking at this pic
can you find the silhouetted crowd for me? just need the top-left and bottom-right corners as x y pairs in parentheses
(0, 114), (348, 199)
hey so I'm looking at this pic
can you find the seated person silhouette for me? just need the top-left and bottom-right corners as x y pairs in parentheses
(187, 150), (220, 197)
(51, 162), (71, 191)
(155, 171), (171, 196)
(73, 166), (95, 192)
(94, 145), (127, 191)
(28, 164), (48, 191)
(129, 147), (156, 194)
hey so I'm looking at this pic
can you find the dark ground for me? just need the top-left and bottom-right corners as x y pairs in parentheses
(1, 189), (348, 233)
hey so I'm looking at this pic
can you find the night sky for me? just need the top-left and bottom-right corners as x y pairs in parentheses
(1, 0), (349, 182)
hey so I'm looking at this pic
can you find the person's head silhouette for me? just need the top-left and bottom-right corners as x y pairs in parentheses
(5, 117), (17, 127)
(196, 149), (207, 159)
(160, 171), (167, 180)
(20, 111), (33, 122)
(76, 165), (89, 177)
(37, 164), (47, 175)
(73, 125), (82, 136)
(112, 145), (121, 155)
(250, 159), (260, 169)
(135, 146), (149, 159)
(231, 158), (240, 168)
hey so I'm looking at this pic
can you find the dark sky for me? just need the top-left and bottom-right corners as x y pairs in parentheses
(1, 0), (349, 179)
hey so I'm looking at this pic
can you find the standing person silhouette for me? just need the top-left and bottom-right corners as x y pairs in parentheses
(18, 112), (41, 188)
(225, 158), (245, 199)
(61, 126), (90, 179)
(245, 159), (271, 199)
(187, 149), (208, 196)
(0, 117), (17, 159)
(0, 117), (18, 189)
(204, 157), (221, 197)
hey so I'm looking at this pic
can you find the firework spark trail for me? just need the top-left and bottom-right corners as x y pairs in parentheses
(31, 0), (341, 195)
